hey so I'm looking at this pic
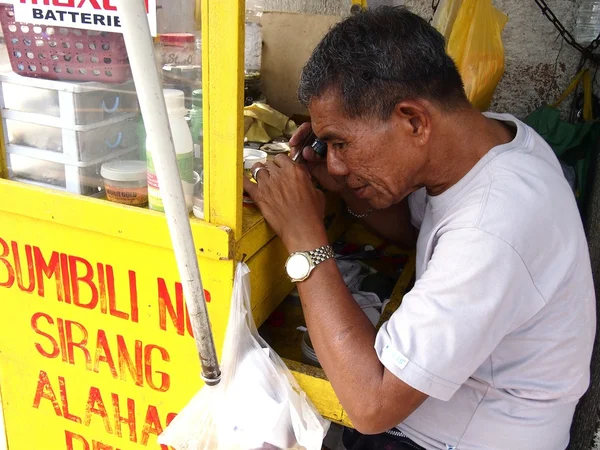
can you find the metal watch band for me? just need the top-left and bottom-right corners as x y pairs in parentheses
(308, 245), (335, 266)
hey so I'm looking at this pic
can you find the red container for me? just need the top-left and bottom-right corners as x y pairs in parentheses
(0, 3), (132, 84)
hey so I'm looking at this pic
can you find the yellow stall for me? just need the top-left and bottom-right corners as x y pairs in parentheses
(0, 0), (414, 448)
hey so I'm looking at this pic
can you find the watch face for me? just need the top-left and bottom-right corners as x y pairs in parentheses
(286, 253), (311, 280)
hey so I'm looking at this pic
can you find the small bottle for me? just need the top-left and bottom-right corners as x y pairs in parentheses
(160, 33), (196, 66)
(245, 0), (264, 76)
(147, 89), (194, 212)
(574, 0), (600, 44)
(189, 88), (204, 170)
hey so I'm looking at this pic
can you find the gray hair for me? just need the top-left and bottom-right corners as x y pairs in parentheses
(298, 6), (469, 119)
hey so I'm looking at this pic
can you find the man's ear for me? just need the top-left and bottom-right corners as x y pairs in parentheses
(393, 100), (431, 144)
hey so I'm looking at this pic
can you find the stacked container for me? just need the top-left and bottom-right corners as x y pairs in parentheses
(0, 72), (140, 196)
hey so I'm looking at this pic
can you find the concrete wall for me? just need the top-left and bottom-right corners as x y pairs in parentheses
(261, 0), (582, 119)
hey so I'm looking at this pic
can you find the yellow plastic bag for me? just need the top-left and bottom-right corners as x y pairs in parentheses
(432, 0), (463, 41)
(447, 0), (508, 111)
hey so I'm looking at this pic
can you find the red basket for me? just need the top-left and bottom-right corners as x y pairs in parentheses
(0, 4), (131, 84)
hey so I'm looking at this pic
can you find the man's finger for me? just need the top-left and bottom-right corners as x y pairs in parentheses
(289, 122), (313, 148)
(273, 153), (294, 168)
(251, 163), (270, 182)
(243, 176), (259, 198)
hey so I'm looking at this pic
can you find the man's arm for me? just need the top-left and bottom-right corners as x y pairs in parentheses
(294, 250), (428, 434)
(342, 192), (418, 249)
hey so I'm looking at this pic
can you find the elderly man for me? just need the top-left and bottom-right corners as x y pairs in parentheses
(243, 7), (595, 450)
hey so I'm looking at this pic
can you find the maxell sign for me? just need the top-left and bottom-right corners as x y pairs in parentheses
(6, 0), (157, 36)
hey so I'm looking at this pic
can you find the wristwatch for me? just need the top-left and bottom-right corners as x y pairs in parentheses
(285, 245), (335, 283)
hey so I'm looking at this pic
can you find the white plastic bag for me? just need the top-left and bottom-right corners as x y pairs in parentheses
(158, 263), (330, 450)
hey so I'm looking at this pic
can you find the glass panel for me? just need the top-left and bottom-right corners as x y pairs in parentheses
(0, 0), (203, 217)
(152, 0), (202, 216)
(243, 0), (310, 210)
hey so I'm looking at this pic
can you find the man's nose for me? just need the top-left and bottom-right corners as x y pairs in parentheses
(327, 147), (349, 177)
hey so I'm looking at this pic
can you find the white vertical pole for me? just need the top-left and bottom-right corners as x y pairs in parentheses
(114, 0), (220, 384)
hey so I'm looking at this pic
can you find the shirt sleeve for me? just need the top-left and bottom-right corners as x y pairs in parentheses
(375, 227), (547, 401)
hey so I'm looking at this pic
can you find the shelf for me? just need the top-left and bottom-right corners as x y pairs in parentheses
(237, 205), (276, 261)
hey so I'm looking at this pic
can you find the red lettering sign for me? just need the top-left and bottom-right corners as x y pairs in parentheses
(31, 312), (171, 391)
(1, 239), (139, 323)
(32, 369), (62, 416)
(65, 430), (89, 450)
(20, 0), (149, 12)
(37, 374), (177, 446)
(112, 393), (136, 442)
(0, 237), (15, 288)
(157, 278), (211, 337)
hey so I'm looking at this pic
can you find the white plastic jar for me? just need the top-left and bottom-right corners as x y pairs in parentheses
(243, 148), (267, 176)
(101, 160), (148, 207)
(242, 148), (267, 205)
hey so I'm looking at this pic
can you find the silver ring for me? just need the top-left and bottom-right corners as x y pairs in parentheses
(252, 166), (267, 181)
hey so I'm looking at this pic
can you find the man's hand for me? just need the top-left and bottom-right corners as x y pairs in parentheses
(243, 153), (329, 253)
(289, 122), (347, 193)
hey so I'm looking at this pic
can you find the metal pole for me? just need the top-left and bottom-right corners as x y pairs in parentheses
(115, 0), (221, 385)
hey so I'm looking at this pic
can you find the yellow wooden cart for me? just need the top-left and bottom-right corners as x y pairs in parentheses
(0, 1), (413, 448)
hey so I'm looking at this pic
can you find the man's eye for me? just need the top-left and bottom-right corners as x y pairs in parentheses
(332, 142), (346, 150)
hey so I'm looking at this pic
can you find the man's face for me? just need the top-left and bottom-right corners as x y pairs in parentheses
(309, 91), (429, 209)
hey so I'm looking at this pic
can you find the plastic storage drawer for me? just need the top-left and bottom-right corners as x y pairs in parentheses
(6, 146), (140, 196)
(0, 72), (138, 126)
(3, 113), (139, 163)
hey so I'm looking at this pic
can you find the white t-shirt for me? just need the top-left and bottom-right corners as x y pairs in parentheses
(374, 113), (596, 450)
